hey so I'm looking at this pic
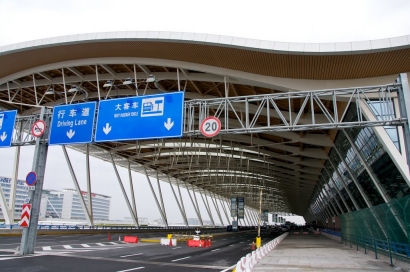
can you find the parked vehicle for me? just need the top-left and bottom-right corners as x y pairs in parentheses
(280, 224), (289, 232)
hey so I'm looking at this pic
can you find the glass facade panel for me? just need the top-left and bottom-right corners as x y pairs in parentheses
(311, 100), (409, 223)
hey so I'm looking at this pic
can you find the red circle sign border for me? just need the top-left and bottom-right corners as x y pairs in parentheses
(25, 171), (37, 186)
(31, 120), (46, 137)
(200, 116), (222, 137)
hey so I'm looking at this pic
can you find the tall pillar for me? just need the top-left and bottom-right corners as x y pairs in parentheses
(398, 73), (410, 174)
(20, 107), (50, 255)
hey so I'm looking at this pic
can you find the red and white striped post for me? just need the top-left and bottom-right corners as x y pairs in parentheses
(20, 204), (32, 228)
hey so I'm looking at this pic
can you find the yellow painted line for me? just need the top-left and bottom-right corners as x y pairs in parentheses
(139, 239), (160, 243)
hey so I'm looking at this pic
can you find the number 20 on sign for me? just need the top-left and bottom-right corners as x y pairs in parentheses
(200, 116), (221, 137)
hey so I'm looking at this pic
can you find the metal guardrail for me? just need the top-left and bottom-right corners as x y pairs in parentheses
(0, 224), (225, 230)
(321, 229), (342, 237)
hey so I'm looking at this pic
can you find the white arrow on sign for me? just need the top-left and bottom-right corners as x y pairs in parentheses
(103, 123), (112, 135)
(66, 129), (75, 139)
(0, 131), (6, 142)
(164, 118), (174, 130)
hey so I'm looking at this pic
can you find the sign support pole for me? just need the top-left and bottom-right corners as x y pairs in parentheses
(20, 107), (50, 255)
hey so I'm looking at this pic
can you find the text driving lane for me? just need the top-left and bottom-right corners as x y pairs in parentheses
(49, 102), (97, 145)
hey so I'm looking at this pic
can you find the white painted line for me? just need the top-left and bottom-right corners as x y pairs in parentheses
(240, 241), (244, 243)
(229, 244), (234, 246)
(116, 267), (145, 272)
(220, 264), (236, 272)
(120, 253), (143, 258)
(0, 255), (36, 261)
(171, 256), (191, 262)
(109, 242), (118, 245)
(63, 245), (73, 249)
(222, 239), (226, 240)
(81, 244), (91, 247)
(172, 247), (181, 249)
(42, 246), (52, 251)
(211, 248), (220, 251)
(96, 243), (105, 246)
(0, 255), (19, 257)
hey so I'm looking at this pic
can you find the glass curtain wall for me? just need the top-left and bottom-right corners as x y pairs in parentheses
(310, 99), (410, 240)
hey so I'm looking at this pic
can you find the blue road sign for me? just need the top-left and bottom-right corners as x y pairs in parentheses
(95, 92), (184, 142)
(26, 171), (37, 186)
(0, 110), (17, 148)
(49, 102), (97, 145)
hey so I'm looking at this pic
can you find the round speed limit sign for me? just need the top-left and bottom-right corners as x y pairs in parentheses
(200, 116), (221, 137)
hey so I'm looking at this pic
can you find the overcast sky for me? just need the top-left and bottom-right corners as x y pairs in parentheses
(0, 0), (409, 224)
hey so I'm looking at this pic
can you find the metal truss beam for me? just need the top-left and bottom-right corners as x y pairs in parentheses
(184, 85), (404, 134)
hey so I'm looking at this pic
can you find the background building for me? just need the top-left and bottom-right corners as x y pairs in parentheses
(0, 176), (28, 219)
(0, 177), (111, 222)
(41, 189), (111, 221)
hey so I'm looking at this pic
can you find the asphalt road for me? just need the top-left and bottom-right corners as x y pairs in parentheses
(0, 230), (277, 272)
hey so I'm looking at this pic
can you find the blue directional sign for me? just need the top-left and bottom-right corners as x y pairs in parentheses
(0, 110), (17, 148)
(95, 92), (184, 142)
(49, 102), (97, 145)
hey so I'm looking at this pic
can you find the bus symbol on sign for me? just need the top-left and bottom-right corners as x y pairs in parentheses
(141, 97), (164, 117)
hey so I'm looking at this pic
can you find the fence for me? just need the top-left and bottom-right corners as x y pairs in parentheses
(340, 195), (410, 264)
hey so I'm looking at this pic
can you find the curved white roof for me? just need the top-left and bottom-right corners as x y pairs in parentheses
(1, 31), (410, 56)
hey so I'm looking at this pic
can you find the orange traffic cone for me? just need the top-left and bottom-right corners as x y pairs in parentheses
(169, 238), (173, 246)
(251, 241), (256, 250)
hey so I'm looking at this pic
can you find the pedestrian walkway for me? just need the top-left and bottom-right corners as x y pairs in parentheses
(252, 232), (405, 271)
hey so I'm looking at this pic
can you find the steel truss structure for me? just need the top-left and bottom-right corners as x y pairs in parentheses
(184, 84), (405, 134)
(1, 81), (407, 223)
(0, 58), (409, 232)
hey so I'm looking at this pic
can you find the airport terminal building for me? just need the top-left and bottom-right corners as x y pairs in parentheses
(0, 32), (410, 254)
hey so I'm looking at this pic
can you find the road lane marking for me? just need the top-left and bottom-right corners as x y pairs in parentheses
(172, 247), (181, 249)
(43, 246), (52, 250)
(120, 253), (143, 258)
(171, 256), (191, 262)
(63, 245), (73, 249)
(116, 267), (144, 272)
(229, 244), (234, 246)
(96, 243), (105, 246)
(0, 255), (37, 261)
(211, 248), (220, 251)
(220, 264), (237, 272)
(81, 244), (91, 247)
(109, 242), (118, 245)
(48, 254), (227, 269)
